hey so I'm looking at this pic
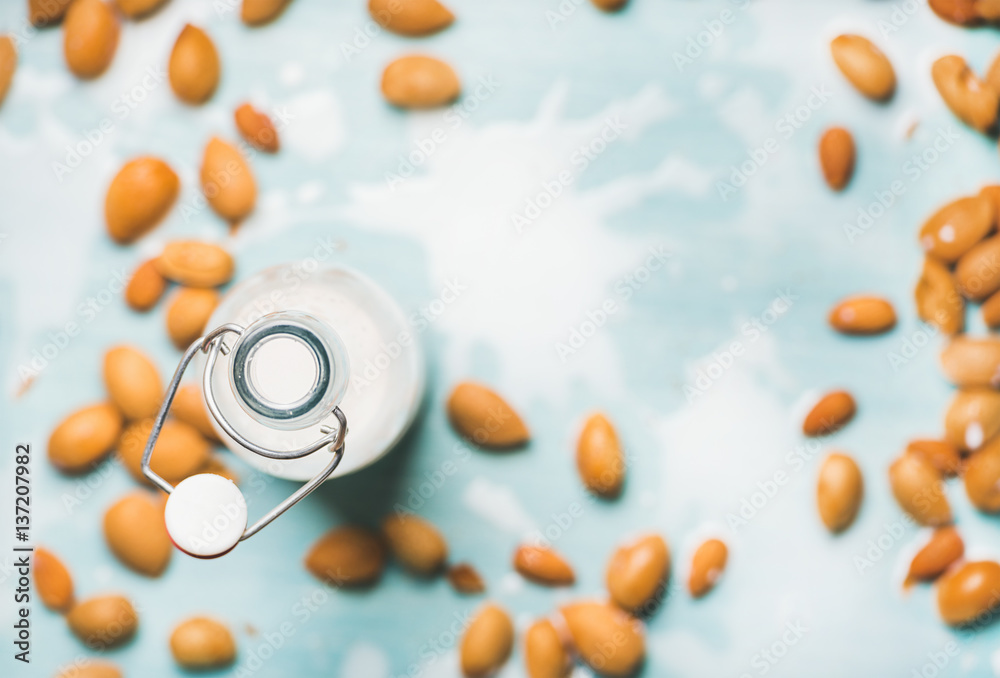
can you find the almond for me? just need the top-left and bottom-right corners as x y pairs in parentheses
(169, 25), (220, 104)
(34, 546), (74, 612)
(906, 439), (962, 477)
(577, 412), (626, 497)
(103, 345), (162, 421)
(234, 103), (279, 153)
(513, 545), (575, 586)
(828, 295), (896, 335)
(907, 527), (964, 585)
(369, 0), (454, 36)
(447, 563), (486, 594)
(915, 256), (965, 334)
(689, 538), (727, 597)
(170, 617), (236, 670)
(981, 184), (1000, 218)
(940, 336), (1000, 388)
(305, 526), (386, 587)
(119, 418), (211, 486)
(54, 661), (122, 678)
(929, 0), (981, 25)
(944, 388), (1000, 451)
(125, 260), (167, 312)
(802, 390), (856, 437)
(955, 234), (1000, 300)
(889, 453), (952, 526)
(460, 603), (514, 678)
(165, 287), (220, 350)
(48, 403), (123, 473)
(979, 0), (1000, 20)
(114, 0), (169, 18)
(560, 601), (645, 676)
(29, 0), (74, 26)
(932, 55), (999, 133)
(63, 0), (119, 79)
(592, 0), (629, 11)
(918, 195), (995, 263)
(524, 619), (570, 678)
(66, 595), (138, 649)
(171, 383), (221, 443)
(103, 491), (171, 576)
(964, 436), (1000, 511)
(816, 452), (863, 533)
(830, 34), (895, 101)
(241, 0), (292, 25)
(105, 157), (179, 244)
(818, 126), (855, 191)
(381, 55), (461, 109)
(606, 534), (670, 612)
(446, 381), (529, 448)
(201, 137), (257, 223)
(381, 513), (448, 576)
(155, 241), (234, 288)
(937, 561), (1000, 626)
(0, 35), (16, 108)
(987, 51), (1000, 92)
(984, 289), (1000, 328)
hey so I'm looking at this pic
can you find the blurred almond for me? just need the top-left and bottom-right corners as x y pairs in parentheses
(964, 435), (1000, 512)
(29, 0), (74, 26)
(816, 452), (863, 532)
(125, 260), (167, 312)
(53, 661), (122, 678)
(447, 563), (485, 594)
(171, 383), (221, 443)
(929, 0), (981, 25)
(818, 126), (855, 191)
(577, 412), (626, 497)
(955, 234), (1000, 300)
(937, 561), (1000, 626)
(560, 601), (645, 676)
(0, 35), (16, 108)
(170, 617), (236, 670)
(460, 603), (514, 678)
(105, 157), (180, 244)
(889, 453), (952, 526)
(906, 439), (962, 477)
(985, 290), (1000, 328)
(103, 345), (162, 421)
(513, 545), (575, 586)
(446, 381), (529, 448)
(907, 527), (964, 585)
(114, 0), (169, 18)
(241, 0), (292, 25)
(381, 513), (448, 576)
(606, 534), (670, 612)
(592, 0), (629, 10)
(305, 526), (386, 587)
(915, 257), (965, 334)
(382, 55), (460, 109)
(689, 538), (727, 597)
(201, 137), (257, 223)
(67, 595), (138, 649)
(944, 388), (1000, 451)
(169, 25), (219, 104)
(155, 240), (234, 288)
(48, 403), (123, 474)
(63, 0), (119, 79)
(802, 390), (856, 437)
(34, 546), (74, 612)
(524, 619), (570, 678)
(940, 336), (1000, 388)
(165, 287), (219, 350)
(369, 0), (454, 36)
(932, 55), (999, 132)
(828, 295), (896, 334)
(830, 34), (895, 101)
(103, 491), (171, 576)
(119, 418), (211, 486)
(234, 103), (279, 153)
(918, 195), (995, 263)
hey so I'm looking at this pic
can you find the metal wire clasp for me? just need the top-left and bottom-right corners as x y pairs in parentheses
(140, 323), (347, 541)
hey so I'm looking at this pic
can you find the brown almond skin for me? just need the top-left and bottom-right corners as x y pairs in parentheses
(103, 492), (171, 576)
(369, 0), (454, 37)
(169, 25), (220, 104)
(889, 454), (952, 526)
(828, 295), (896, 335)
(956, 234), (1000, 300)
(919, 195), (995, 263)
(114, 0), (169, 18)
(979, 0), (1000, 22)
(105, 157), (180, 244)
(172, 383), (221, 443)
(940, 336), (1000, 388)
(64, 0), (120, 79)
(915, 257), (965, 334)
(987, 52), (1000, 93)
(66, 595), (138, 649)
(0, 36), (16, 108)
(170, 617), (236, 670)
(932, 55), (999, 133)
(460, 603), (514, 678)
(577, 412), (626, 497)
(906, 439), (962, 477)
(446, 381), (529, 448)
(930, 0), (981, 25)
(155, 241), (234, 288)
(965, 436), (1000, 512)
(119, 418), (211, 486)
(937, 561), (1000, 626)
(201, 137), (257, 223)
(447, 563), (485, 594)
(802, 390), (856, 437)
(817, 453), (864, 533)
(689, 539), (728, 597)
(818, 127), (855, 191)
(560, 601), (645, 677)
(606, 534), (670, 612)
(125, 260), (167, 312)
(524, 619), (570, 678)
(984, 289), (1000, 328)
(830, 34), (896, 101)
(34, 546), (74, 612)
(305, 526), (386, 587)
(234, 103), (279, 153)
(29, 0), (75, 27)
(513, 545), (575, 586)
(908, 527), (964, 584)
(381, 513), (448, 576)
(382, 55), (461, 109)
(242, 0), (292, 25)
(165, 287), (220, 350)
(53, 661), (123, 678)
(48, 403), (123, 474)
(944, 388), (1000, 451)
(592, 0), (629, 11)
(103, 345), (162, 421)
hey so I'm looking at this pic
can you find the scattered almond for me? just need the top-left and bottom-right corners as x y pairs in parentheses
(932, 55), (999, 133)
(560, 601), (645, 677)
(906, 439), (962, 477)
(114, 0), (169, 18)
(104, 491), (171, 576)
(105, 157), (180, 244)
(169, 25), (220, 104)
(816, 452), (863, 533)
(0, 36), (16, 108)
(513, 545), (575, 586)
(577, 412), (626, 497)
(125, 260), (168, 312)
(53, 661), (122, 678)
(63, 0), (120, 79)
(234, 103), (279, 153)
(66, 595), (138, 649)
(447, 563), (486, 594)
(907, 527), (964, 585)
(818, 126), (855, 191)
(984, 289), (1000, 328)
(940, 336), (1000, 388)
(889, 453), (952, 526)
(592, 0), (629, 10)
(944, 388), (1000, 451)
(381, 513), (448, 576)
(964, 436), (1000, 512)
(688, 538), (727, 597)
(165, 287), (220, 350)
(915, 257), (965, 334)
(828, 295), (896, 335)
(524, 619), (570, 678)
(48, 403), (123, 474)
(381, 55), (461, 109)
(606, 534), (670, 612)
(29, 0), (74, 26)
(34, 546), (74, 612)
(103, 345), (162, 421)
(955, 234), (1000, 300)
(201, 137), (257, 223)
(929, 0), (981, 25)
(446, 381), (529, 448)
(119, 418), (211, 486)
(460, 603), (514, 678)
(156, 241), (234, 288)
(171, 383), (221, 443)
(937, 561), (1000, 626)
(918, 195), (995, 263)
(830, 34), (895, 101)
(170, 617), (236, 670)
(802, 390), (856, 437)
(369, 0), (454, 36)
(305, 526), (386, 587)
(242, 0), (292, 25)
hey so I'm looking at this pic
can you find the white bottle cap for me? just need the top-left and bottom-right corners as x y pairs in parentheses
(164, 473), (248, 558)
